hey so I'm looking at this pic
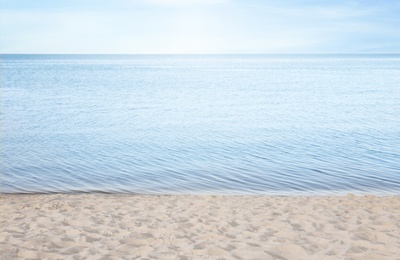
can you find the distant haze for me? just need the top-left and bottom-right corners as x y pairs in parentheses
(0, 0), (399, 54)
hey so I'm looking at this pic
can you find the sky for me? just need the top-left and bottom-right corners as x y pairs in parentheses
(0, 0), (399, 54)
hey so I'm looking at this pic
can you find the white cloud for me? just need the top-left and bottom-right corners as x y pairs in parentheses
(234, 3), (379, 19)
(138, 0), (228, 6)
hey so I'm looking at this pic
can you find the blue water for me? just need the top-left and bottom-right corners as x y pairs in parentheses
(1, 54), (400, 195)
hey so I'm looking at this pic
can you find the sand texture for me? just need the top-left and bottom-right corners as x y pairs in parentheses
(1, 194), (399, 259)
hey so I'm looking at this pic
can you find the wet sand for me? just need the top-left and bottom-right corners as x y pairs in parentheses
(1, 194), (399, 259)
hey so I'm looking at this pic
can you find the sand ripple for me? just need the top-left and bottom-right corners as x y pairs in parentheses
(1, 194), (399, 259)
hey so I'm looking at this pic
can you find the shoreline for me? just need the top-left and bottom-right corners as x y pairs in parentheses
(2, 189), (400, 196)
(1, 194), (399, 259)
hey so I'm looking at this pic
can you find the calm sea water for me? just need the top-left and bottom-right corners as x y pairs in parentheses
(1, 54), (400, 195)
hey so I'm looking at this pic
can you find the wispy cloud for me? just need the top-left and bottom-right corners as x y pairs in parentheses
(137, 0), (228, 6)
(233, 2), (381, 19)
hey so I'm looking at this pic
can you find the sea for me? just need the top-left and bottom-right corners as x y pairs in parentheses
(1, 54), (399, 195)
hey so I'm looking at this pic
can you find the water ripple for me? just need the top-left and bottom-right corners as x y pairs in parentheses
(1, 54), (400, 195)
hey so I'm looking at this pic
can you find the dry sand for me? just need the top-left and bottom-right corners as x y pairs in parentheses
(1, 194), (399, 260)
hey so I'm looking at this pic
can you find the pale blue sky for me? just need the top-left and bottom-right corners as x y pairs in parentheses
(1, 0), (399, 54)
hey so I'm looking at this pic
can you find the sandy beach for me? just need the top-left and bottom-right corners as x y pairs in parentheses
(1, 194), (399, 259)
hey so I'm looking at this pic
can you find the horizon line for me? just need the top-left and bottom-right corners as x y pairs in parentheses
(1, 53), (400, 55)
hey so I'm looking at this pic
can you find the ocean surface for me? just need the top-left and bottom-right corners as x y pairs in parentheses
(1, 54), (400, 195)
